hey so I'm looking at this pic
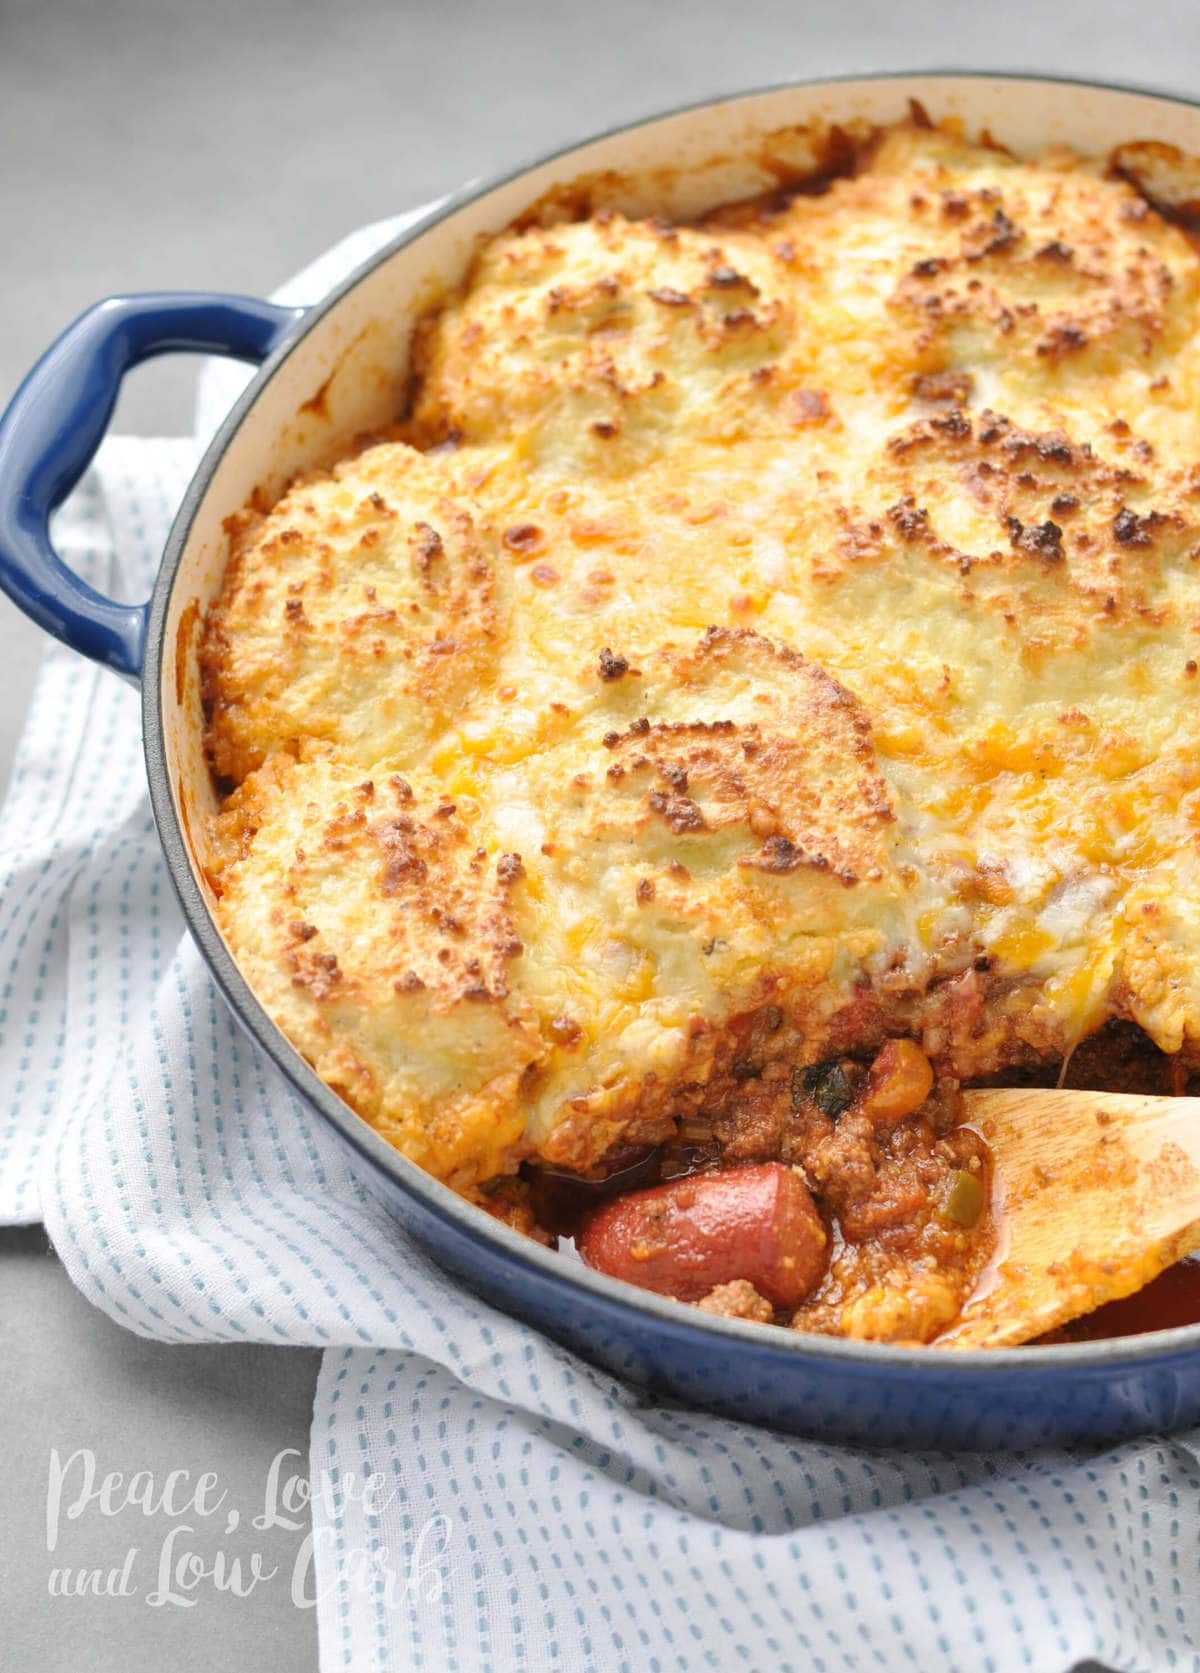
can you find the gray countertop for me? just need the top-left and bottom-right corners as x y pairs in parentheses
(4, 2), (1200, 1665)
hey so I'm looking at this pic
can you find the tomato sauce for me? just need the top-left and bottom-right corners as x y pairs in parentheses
(1048, 1256), (1200, 1343)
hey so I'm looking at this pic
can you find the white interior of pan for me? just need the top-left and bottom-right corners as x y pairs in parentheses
(160, 72), (1200, 895)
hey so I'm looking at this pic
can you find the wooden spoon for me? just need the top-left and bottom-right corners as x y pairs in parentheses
(939, 1088), (1200, 1349)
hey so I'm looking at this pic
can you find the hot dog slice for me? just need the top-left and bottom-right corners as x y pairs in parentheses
(578, 1162), (827, 1309)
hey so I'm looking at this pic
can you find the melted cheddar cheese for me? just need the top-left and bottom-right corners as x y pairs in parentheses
(203, 121), (1200, 1194)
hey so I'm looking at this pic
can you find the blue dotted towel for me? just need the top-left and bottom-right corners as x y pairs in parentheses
(1, 219), (1198, 1673)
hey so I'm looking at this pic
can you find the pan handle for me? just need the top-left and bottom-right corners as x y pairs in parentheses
(0, 293), (304, 683)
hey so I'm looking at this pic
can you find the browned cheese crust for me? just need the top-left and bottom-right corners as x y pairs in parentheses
(200, 119), (1200, 1334)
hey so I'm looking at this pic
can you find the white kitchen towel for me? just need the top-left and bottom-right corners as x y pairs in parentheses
(0, 217), (1197, 1672)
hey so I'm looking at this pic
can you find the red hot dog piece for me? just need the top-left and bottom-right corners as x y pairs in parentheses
(578, 1162), (827, 1309)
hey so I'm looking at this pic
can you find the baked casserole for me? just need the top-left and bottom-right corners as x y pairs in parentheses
(200, 114), (1200, 1343)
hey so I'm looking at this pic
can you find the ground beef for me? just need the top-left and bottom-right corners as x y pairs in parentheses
(696, 1279), (776, 1322)
(650, 1039), (993, 1343)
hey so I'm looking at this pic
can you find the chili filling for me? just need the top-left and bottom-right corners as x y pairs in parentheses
(496, 1020), (1196, 1345)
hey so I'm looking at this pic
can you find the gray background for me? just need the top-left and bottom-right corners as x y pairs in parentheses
(3, 1), (1200, 1666)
